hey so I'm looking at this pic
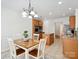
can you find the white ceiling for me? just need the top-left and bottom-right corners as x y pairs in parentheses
(2, 0), (78, 19)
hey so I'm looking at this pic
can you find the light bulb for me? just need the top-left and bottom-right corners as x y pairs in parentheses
(34, 14), (38, 18)
(30, 11), (35, 15)
(22, 11), (27, 17)
(28, 16), (32, 18)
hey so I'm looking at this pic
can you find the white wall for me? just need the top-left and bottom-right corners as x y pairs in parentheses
(1, 8), (32, 51)
(43, 17), (69, 34)
(75, 9), (78, 31)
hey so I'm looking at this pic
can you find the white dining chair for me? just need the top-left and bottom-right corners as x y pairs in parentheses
(8, 38), (25, 59)
(29, 39), (46, 59)
(33, 34), (39, 40)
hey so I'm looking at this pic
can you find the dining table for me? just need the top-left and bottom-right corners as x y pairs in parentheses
(14, 39), (39, 59)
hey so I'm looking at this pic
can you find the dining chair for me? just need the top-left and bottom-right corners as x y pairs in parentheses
(29, 39), (46, 59)
(33, 34), (39, 40)
(8, 38), (25, 59)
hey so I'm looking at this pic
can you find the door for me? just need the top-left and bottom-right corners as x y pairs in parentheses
(55, 22), (63, 39)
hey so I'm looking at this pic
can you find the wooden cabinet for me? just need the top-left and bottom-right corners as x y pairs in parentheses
(45, 33), (54, 45)
(38, 21), (43, 26)
(69, 16), (75, 29)
(32, 19), (38, 26)
(32, 18), (43, 39)
(63, 38), (78, 59)
(32, 18), (43, 26)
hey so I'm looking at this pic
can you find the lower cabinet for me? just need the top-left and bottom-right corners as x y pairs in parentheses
(63, 38), (78, 59)
(45, 33), (54, 45)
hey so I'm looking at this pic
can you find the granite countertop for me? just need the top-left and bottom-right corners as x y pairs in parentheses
(63, 35), (78, 40)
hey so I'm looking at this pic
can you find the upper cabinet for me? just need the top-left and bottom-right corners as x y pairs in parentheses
(32, 18), (43, 26)
(32, 18), (43, 39)
(32, 19), (38, 26)
(69, 16), (75, 29)
(38, 20), (43, 26)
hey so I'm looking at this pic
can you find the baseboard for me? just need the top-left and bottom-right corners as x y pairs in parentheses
(1, 48), (9, 53)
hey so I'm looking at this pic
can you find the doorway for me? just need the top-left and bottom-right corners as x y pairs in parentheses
(55, 22), (63, 39)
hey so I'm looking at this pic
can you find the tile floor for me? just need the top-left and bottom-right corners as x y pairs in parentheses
(45, 39), (69, 59)
(1, 39), (69, 59)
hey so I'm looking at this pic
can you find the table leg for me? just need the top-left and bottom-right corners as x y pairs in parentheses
(25, 49), (29, 59)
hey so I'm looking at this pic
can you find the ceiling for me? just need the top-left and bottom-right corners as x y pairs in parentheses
(2, 0), (78, 19)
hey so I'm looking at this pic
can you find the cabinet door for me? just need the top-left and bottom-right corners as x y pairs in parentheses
(69, 16), (75, 29)
(33, 20), (38, 26)
(33, 20), (36, 26)
(46, 35), (50, 45)
(50, 34), (54, 44)
(35, 20), (38, 26)
(38, 21), (43, 26)
(63, 39), (78, 59)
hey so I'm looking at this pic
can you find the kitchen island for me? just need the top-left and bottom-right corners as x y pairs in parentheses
(63, 37), (78, 59)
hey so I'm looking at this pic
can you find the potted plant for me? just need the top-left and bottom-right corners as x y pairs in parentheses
(23, 30), (28, 40)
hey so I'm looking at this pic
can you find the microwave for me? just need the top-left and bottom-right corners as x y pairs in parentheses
(34, 26), (42, 33)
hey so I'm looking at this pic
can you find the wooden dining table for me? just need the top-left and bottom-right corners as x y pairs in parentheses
(14, 39), (39, 59)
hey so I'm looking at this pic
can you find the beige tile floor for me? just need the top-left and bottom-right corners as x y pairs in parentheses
(45, 39), (69, 59)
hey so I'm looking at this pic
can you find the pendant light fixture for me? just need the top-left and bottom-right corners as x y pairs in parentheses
(22, 0), (38, 18)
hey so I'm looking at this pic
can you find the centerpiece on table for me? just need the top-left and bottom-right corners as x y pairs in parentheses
(23, 30), (29, 41)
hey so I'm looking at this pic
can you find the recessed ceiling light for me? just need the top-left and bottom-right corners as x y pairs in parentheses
(49, 12), (52, 15)
(63, 14), (65, 16)
(58, 2), (62, 5)
(69, 8), (72, 10)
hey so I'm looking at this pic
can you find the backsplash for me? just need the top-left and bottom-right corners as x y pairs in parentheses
(64, 25), (74, 37)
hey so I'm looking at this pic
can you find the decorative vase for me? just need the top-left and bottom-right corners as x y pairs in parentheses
(23, 37), (29, 41)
